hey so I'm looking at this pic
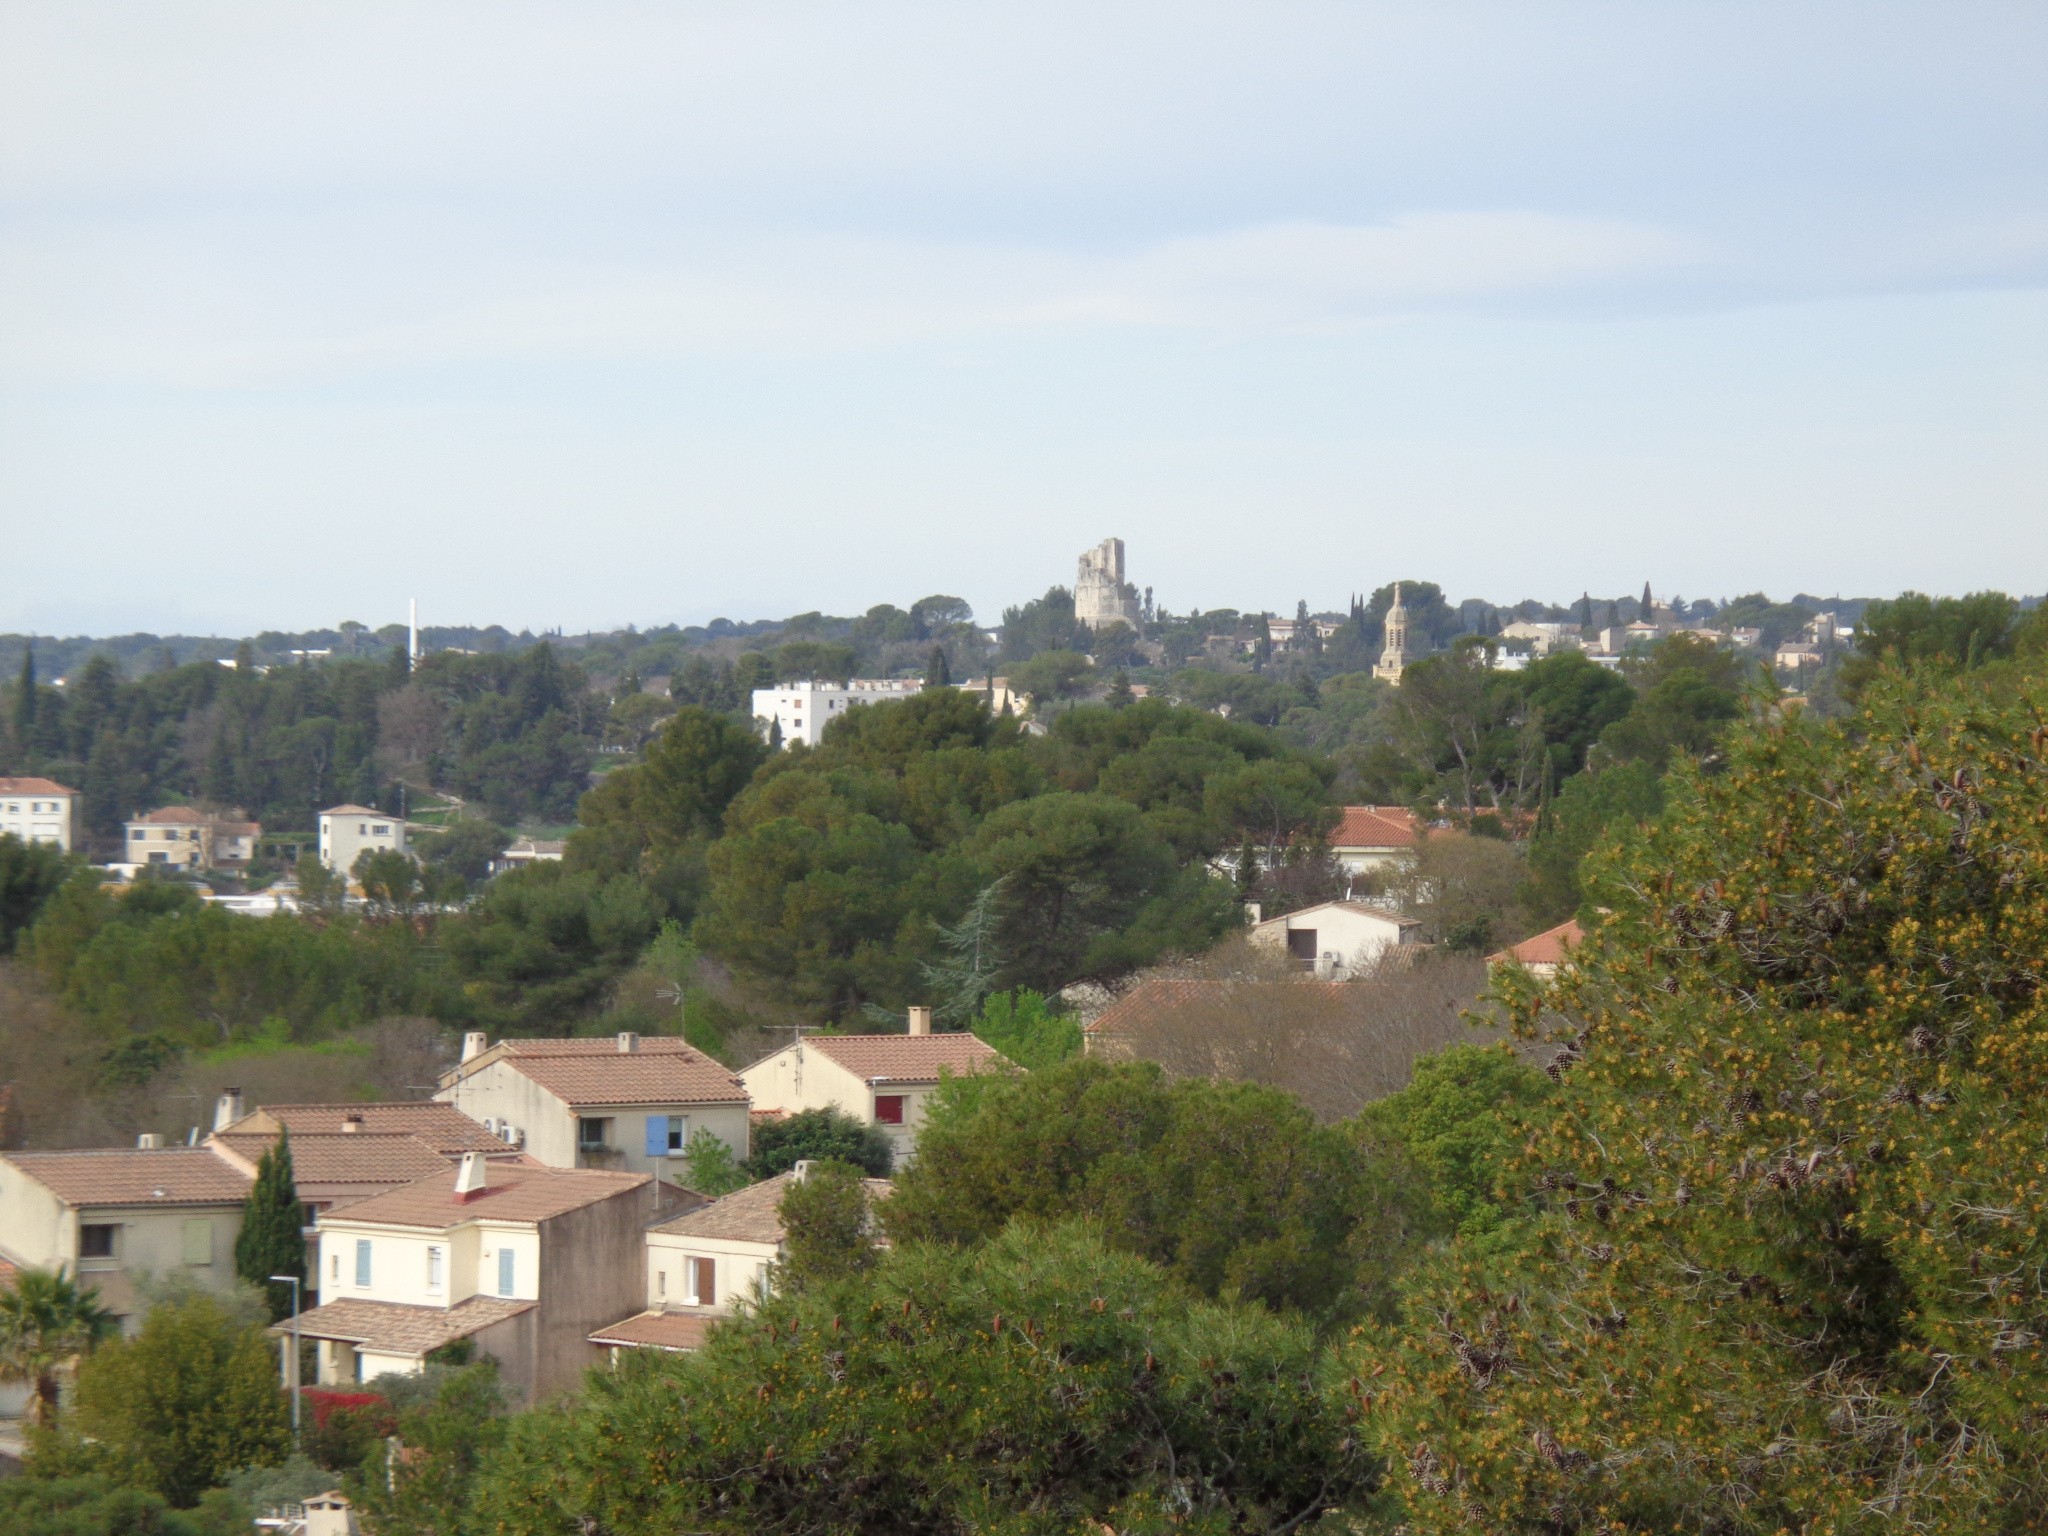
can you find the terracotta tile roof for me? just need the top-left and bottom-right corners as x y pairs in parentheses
(1085, 978), (1230, 1036)
(318, 1161), (647, 1230)
(650, 1171), (891, 1245)
(588, 1310), (715, 1351)
(0, 1148), (252, 1208)
(0, 777), (78, 796)
(278, 1295), (535, 1356)
(319, 804), (387, 817)
(0, 1256), (18, 1287)
(208, 1132), (455, 1194)
(232, 1103), (508, 1153)
(132, 806), (207, 824)
(1330, 805), (1419, 850)
(801, 1033), (1007, 1085)
(484, 1038), (748, 1106)
(1487, 918), (1585, 969)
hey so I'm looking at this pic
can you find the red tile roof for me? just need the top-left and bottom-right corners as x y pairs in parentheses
(1330, 805), (1419, 850)
(588, 1310), (715, 1351)
(318, 1161), (646, 1229)
(0, 778), (78, 796)
(1487, 918), (1585, 968)
(278, 1295), (534, 1355)
(0, 1148), (252, 1207)
(132, 806), (208, 824)
(319, 804), (387, 817)
(231, 1103), (508, 1154)
(208, 1131), (455, 1197)
(499, 1053), (748, 1107)
(802, 1033), (1008, 1085)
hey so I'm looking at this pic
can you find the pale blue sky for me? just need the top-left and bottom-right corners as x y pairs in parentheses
(2, 2), (2042, 635)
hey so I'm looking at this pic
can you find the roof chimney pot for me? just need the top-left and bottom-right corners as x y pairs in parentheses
(136, 1132), (164, 1150)
(342, 1113), (364, 1133)
(212, 1088), (244, 1132)
(907, 1006), (932, 1037)
(616, 1031), (639, 1053)
(460, 1031), (488, 1064)
(454, 1150), (488, 1200)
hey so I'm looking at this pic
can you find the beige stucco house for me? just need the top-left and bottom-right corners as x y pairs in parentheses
(286, 1154), (679, 1402)
(0, 1146), (252, 1326)
(122, 805), (263, 872)
(316, 804), (405, 876)
(590, 1165), (891, 1358)
(737, 1013), (1009, 1167)
(436, 1032), (750, 1178)
(1249, 899), (1422, 977)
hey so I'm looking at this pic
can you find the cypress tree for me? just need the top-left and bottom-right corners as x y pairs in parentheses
(13, 645), (34, 746)
(235, 1131), (305, 1323)
(925, 646), (952, 688)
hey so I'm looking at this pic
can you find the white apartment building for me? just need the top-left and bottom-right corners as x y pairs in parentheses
(751, 679), (925, 749)
(316, 804), (405, 875)
(0, 777), (80, 852)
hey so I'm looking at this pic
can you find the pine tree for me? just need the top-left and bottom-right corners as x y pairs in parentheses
(234, 1132), (305, 1323)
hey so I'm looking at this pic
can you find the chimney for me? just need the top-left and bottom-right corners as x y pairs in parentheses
(616, 1031), (639, 1054)
(136, 1132), (164, 1150)
(454, 1151), (488, 1201)
(342, 1113), (364, 1134)
(460, 1031), (488, 1064)
(213, 1088), (244, 1132)
(907, 1006), (932, 1037)
(792, 1159), (813, 1182)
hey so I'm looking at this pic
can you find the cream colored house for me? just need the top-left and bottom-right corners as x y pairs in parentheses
(0, 776), (80, 852)
(286, 1155), (678, 1402)
(122, 806), (263, 872)
(0, 1146), (252, 1326)
(436, 1032), (750, 1177)
(316, 803), (405, 875)
(737, 1012), (1009, 1167)
(1249, 899), (1422, 977)
(591, 1165), (891, 1358)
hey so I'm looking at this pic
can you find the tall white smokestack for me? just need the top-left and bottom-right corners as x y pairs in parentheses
(408, 599), (419, 669)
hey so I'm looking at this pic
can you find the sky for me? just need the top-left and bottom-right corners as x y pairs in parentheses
(1, 2), (2043, 638)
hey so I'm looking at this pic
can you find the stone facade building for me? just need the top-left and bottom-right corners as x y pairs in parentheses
(1074, 538), (1142, 631)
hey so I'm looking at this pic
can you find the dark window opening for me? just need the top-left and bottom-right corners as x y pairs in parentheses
(79, 1224), (117, 1259)
(874, 1094), (905, 1125)
(1285, 928), (1318, 962)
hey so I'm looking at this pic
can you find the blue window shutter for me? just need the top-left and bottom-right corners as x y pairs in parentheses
(498, 1247), (515, 1296)
(645, 1114), (667, 1157)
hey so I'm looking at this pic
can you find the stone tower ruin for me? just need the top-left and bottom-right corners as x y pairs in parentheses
(1074, 538), (1142, 631)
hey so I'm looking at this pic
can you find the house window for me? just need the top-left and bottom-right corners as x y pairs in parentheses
(684, 1256), (715, 1306)
(426, 1246), (445, 1291)
(873, 1094), (905, 1125)
(1285, 928), (1318, 963)
(578, 1117), (611, 1150)
(355, 1238), (372, 1287)
(498, 1247), (516, 1297)
(646, 1114), (688, 1156)
(130, 829), (144, 840)
(656, 1270), (666, 1296)
(78, 1224), (118, 1260)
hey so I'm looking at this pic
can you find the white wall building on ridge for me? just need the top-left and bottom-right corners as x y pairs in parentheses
(752, 679), (924, 749)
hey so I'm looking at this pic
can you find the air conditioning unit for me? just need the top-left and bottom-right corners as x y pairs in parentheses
(481, 1117), (499, 1136)
(500, 1124), (523, 1148)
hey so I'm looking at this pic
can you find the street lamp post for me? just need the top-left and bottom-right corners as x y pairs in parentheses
(269, 1274), (302, 1443)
